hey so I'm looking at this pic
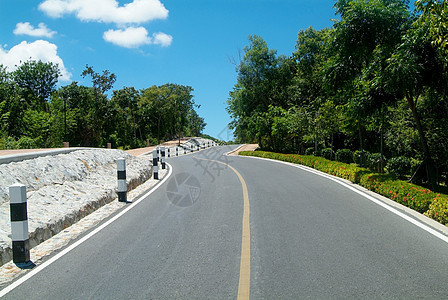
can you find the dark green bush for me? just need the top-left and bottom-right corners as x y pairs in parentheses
(335, 149), (353, 164)
(353, 150), (369, 167)
(367, 153), (386, 172)
(387, 156), (412, 179)
(321, 148), (334, 160)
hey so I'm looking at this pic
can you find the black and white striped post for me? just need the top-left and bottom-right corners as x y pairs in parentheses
(117, 158), (127, 202)
(190, 145), (193, 153)
(197, 144), (200, 151)
(176, 147), (179, 156)
(208, 141), (210, 148)
(156, 146), (160, 162)
(152, 149), (158, 180)
(9, 183), (30, 264)
(161, 146), (166, 169)
(168, 148), (171, 158)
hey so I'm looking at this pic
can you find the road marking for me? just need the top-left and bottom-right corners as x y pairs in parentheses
(0, 164), (173, 298)
(197, 158), (251, 299)
(241, 155), (448, 245)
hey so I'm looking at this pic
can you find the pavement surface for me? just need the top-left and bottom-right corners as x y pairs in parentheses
(1, 145), (448, 298)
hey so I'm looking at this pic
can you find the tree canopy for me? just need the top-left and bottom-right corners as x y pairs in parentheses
(227, 0), (448, 188)
(0, 62), (206, 150)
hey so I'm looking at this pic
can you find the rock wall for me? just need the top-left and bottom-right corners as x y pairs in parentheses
(0, 149), (152, 266)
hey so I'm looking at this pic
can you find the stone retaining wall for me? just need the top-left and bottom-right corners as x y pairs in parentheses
(0, 149), (152, 266)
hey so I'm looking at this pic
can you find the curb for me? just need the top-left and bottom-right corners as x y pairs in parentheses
(0, 148), (97, 165)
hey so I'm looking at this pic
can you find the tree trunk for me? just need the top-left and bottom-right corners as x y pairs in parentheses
(405, 93), (437, 187)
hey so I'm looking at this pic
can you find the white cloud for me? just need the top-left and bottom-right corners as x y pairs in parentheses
(13, 22), (57, 38)
(103, 27), (172, 48)
(152, 32), (172, 47)
(0, 40), (71, 81)
(39, 0), (169, 25)
(103, 27), (151, 48)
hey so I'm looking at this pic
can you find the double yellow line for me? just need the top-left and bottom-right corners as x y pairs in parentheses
(198, 159), (251, 299)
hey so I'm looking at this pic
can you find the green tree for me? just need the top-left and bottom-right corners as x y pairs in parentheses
(81, 65), (117, 146)
(111, 87), (140, 146)
(12, 60), (60, 112)
(415, 0), (448, 55)
(227, 35), (294, 148)
(383, 17), (448, 185)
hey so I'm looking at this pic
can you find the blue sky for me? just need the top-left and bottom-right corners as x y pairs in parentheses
(0, 0), (338, 141)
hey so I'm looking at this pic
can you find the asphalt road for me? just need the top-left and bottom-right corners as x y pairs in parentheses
(2, 145), (448, 299)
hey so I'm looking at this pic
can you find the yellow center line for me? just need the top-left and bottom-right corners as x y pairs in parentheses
(197, 158), (250, 299)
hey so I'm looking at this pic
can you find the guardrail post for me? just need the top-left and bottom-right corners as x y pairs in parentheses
(161, 146), (166, 169)
(152, 149), (158, 180)
(9, 183), (30, 264)
(117, 158), (127, 202)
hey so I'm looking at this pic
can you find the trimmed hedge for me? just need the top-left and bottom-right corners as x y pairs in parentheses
(239, 150), (448, 226)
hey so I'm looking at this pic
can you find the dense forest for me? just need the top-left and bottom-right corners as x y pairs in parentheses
(0, 62), (206, 150)
(227, 0), (448, 187)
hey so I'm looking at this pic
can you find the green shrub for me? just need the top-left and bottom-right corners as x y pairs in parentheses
(359, 173), (432, 213)
(17, 136), (42, 149)
(321, 148), (334, 160)
(353, 150), (369, 167)
(387, 156), (412, 179)
(367, 153), (386, 172)
(305, 147), (314, 156)
(425, 195), (448, 225)
(335, 149), (353, 164)
(1, 136), (19, 150)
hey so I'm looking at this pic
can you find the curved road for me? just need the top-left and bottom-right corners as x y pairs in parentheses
(2, 145), (448, 298)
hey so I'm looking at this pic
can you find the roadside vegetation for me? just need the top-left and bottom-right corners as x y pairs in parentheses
(227, 0), (448, 190)
(0, 63), (206, 150)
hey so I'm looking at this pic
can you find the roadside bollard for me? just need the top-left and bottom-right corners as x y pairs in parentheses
(117, 158), (127, 202)
(190, 145), (193, 153)
(161, 146), (166, 169)
(197, 144), (200, 151)
(168, 148), (171, 158)
(152, 149), (158, 180)
(156, 146), (160, 162)
(9, 183), (30, 264)
(176, 147), (178, 156)
(208, 141), (210, 147)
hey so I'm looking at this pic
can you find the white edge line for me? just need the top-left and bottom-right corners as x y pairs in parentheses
(239, 155), (448, 244)
(0, 163), (173, 297)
